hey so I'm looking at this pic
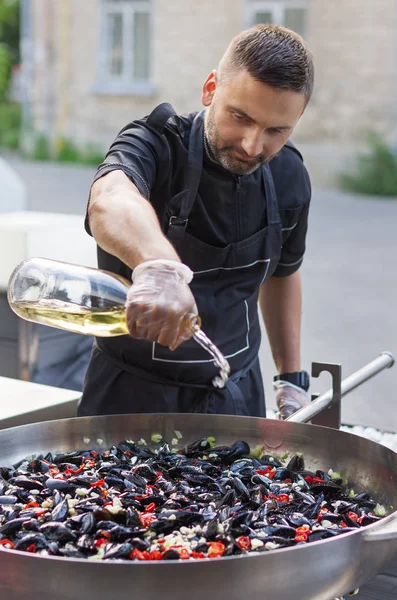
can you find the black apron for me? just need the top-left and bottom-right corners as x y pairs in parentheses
(78, 104), (283, 418)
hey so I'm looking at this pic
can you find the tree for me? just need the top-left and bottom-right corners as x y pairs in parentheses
(0, 0), (20, 64)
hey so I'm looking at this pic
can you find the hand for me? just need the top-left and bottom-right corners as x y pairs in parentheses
(273, 380), (310, 420)
(126, 259), (197, 350)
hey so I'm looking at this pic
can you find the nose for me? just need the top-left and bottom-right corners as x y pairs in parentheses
(240, 132), (264, 158)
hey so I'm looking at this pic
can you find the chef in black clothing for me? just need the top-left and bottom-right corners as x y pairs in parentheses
(78, 24), (314, 420)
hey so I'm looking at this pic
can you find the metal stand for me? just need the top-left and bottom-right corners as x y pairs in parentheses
(311, 362), (342, 429)
(287, 352), (394, 425)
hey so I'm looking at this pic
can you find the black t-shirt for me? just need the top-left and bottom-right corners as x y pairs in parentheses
(86, 110), (311, 279)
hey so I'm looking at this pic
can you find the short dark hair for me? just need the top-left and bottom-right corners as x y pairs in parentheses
(218, 24), (314, 105)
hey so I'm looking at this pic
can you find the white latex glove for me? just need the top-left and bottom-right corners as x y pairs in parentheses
(273, 380), (310, 420)
(126, 259), (197, 350)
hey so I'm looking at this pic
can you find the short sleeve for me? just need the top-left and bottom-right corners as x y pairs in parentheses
(271, 149), (312, 277)
(85, 119), (170, 235)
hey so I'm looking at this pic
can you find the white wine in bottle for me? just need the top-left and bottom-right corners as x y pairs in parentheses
(8, 258), (230, 387)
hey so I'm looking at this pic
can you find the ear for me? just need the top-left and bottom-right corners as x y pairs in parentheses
(201, 70), (218, 107)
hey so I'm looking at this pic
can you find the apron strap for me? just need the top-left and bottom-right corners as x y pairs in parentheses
(262, 163), (281, 227)
(167, 111), (205, 243)
(146, 102), (177, 133)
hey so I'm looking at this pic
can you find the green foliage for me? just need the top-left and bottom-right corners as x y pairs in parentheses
(54, 138), (104, 165)
(0, 0), (20, 64)
(340, 132), (397, 197)
(26, 135), (104, 166)
(80, 144), (105, 166)
(55, 137), (81, 163)
(32, 134), (51, 160)
(0, 42), (11, 101)
(0, 100), (20, 148)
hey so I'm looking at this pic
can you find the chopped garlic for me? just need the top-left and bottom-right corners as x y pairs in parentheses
(41, 499), (54, 509)
(265, 542), (280, 550)
(251, 538), (264, 550)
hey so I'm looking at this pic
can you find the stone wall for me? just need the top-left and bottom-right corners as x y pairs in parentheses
(28, 0), (397, 156)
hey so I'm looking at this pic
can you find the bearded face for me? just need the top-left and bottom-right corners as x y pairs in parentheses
(202, 70), (306, 176)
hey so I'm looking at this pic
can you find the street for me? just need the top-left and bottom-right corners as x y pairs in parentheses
(6, 152), (397, 431)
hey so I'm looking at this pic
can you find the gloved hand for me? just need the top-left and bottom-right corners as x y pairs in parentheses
(126, 259), (197, 350)
(273, 380), (310, 420)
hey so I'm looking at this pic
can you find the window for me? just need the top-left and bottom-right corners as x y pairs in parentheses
(247, 1), (308, 39)
(95, 0), (153, 95)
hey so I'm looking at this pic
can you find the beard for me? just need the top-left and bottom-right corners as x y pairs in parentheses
(204, 107), (276, 176)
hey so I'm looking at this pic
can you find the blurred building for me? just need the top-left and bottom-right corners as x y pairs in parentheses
(19, 0), (397, 185)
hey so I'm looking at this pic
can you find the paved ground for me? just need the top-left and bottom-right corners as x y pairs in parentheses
(5, 153), (397, 432)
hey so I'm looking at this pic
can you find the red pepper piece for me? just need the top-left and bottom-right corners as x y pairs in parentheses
(277, 494), (290, 503)
(304, 475), (314, 484)
(130, 548), (147, 560)
(0, 539), (14, 548)
(347, 511), (358, 521)
(135, 494), (148, 501)
(26, 544), (37, 553)
(24, 501), (39, 509)
(68, 465), (85, 475)
(284, 478), (292, 484)
(340, 521), (348, 528)
(191, 551), (205, 559)
(236, 536), (251, 550)
(179, 548), (190, 560)
(207, 541), (225, 557)
(294, 533), (308, 543)
(296, 525), (310, 534)
(90, 478), (105, 488)
(145, 502), (156, 513)
(94, 538), (108, 547)
(149, 550), (163, 560)
(312, 476), (326, 484)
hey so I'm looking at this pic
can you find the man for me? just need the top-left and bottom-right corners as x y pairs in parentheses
(78, 24), (314, 420)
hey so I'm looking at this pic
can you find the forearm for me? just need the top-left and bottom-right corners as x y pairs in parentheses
(259, 270), (302, 373)
(88, 170), (180, 270)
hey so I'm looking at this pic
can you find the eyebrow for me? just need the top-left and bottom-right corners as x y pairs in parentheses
(230, 106), (292, 130)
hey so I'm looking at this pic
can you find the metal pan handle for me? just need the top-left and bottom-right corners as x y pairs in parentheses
(286, 352), (394, 424)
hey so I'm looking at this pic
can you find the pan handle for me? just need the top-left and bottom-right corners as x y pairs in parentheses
(362, 512), (397, 542)
(286, 352), (395, 424)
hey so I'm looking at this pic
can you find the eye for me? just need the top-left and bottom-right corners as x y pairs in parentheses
(269, 128), (285, 135)
(232, 112), (246, 123)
